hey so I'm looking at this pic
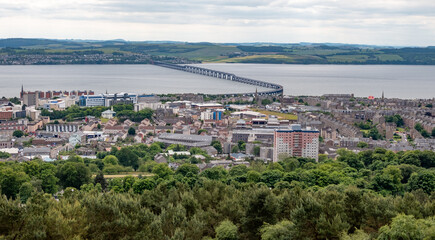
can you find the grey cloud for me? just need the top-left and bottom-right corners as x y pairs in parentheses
(0, 0), (434, 45)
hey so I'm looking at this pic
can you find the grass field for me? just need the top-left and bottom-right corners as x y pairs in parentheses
(396, 127), (406, 132)
(251, 108), (298, 120)
(100, 118), (109, 124)
(215, 54), (295, 63)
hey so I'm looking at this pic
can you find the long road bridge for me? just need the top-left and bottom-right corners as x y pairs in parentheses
(154, 62), (283, 96)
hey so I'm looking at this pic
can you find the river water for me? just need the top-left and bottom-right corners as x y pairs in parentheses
(0, 64), (433, 99)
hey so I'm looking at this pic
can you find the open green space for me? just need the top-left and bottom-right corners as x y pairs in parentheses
(2, 38), (435, 64)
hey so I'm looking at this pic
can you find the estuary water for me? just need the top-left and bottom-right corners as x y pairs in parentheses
(0, 64), (433, 99)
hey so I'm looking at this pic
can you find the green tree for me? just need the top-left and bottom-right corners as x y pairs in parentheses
(211, 140), (223, 154)
(198, 129), (207, 134)
(254, 146), (261, 156)
(0, 151), (11, 159)
(200, 166), (227, 180)
(215, 220), (238, 240)
(400, 151), (421, 166)
(103, 155), (119, 165)
(94, 172), (107, 191)
(12, 130), (24, 138)
(229, 165), (249, 177)
(18, 182), (34, 203)
(231, 145), (239, 153)
(337, 149), (364, 170)
(128, 127), (136, 135)
(116, 148), (139, 170)
(132, 178), (155, 194)
(377, 214), (432, 240)
(357, 142), (369, 148)
(0, 167), (29, 198)
(415, 123), (423, 132)
(371, 165), (403, 195)
(176, 163), (199, 177)
(408, 170), (435, 194)
(421, 130), (430, 138)
(238, 141), (246, 152)
(262, 99), (272, 105)
(247, 170), (261, 183)
(152, 163), (173, 179)
(260, 220), (294, 240)
(241, 187), (278, 239)
(56, 162), (91, 189)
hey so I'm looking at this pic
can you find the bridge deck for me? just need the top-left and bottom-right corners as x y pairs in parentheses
(154, 62), (283, 96)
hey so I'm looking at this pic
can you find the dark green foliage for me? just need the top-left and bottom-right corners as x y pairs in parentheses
(408, 170), (435, 194)
(415, 123), (424, 132)
(200, 166), (227, 180)
(377, 214), (434, 240)
(0, 167), (29, 198)
(385, 114), (404, 127)
(0, 152), (10, 159)
(94, 172), (107, 190)
(261, 99), (272, 105)
(261, 170), (283, 187)
(56, 162), (91, 189)
(116, 108), (153, 122)
(12, 130), (23, 138)
(211, 140), (223, 154)
(128, 127), (136, 135)
(176, 164), (199, 177)
(357, 141), (369, 148)
(152, 163), (174, 179)
(253, 146), (261, 156)
(8, 97), (21, 104)
(41, 105), (109, 120)
(216, 220), (239, 240)
(241, 186), (278, 239)
(0, 147), (434, 239)
(116, 148), (139, 170)
(414, 123), (430, 138)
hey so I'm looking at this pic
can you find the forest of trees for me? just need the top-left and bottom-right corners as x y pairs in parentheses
(0, 146), (434, 239)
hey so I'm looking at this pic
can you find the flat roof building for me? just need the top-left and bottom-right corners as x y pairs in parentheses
(154, 133), (212, 148)
(79, 93), (138, 107)
(273, 124), (319, 162)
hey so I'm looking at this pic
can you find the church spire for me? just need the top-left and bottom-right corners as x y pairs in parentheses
(382, 91), (384, 100)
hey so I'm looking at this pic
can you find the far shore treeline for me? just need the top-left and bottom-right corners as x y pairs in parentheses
(1, 38), (435, 65)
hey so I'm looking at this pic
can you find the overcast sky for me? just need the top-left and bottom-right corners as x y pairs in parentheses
(1, 0), (434, 46)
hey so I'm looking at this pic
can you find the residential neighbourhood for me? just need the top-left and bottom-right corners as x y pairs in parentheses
(1, 88), (434, 172)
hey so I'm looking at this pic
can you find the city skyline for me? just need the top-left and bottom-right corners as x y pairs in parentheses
(1, 0), (435, 46)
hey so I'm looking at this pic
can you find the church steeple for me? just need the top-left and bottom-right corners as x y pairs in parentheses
(382, 91), (384, 100)
(20, 84), (24, 99)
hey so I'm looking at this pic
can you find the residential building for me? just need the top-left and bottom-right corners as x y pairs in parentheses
(102, 109), (116, 119)
(46, 124), (79, 133)
(273, 124), (319, 162)
(0, 135), (13, 148)
(23, 91), (39, 107)
(200, 109), (224, 121)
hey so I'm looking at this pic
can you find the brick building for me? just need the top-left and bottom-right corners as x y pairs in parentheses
(273, 124), (319, 162)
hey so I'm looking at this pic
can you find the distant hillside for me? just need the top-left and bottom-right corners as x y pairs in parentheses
(1, 38), (435, 65)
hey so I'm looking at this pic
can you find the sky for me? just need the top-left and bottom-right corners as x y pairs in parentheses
(1, 0), (435, 46)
